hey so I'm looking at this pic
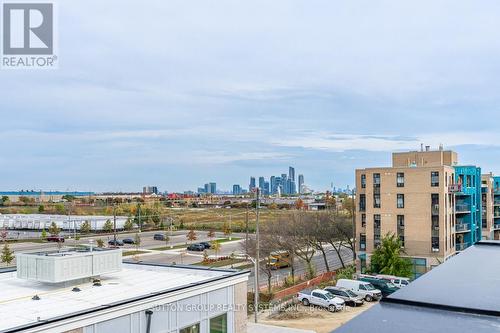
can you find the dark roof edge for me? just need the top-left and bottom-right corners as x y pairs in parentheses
(381, 297), (500, 317)
(475, 240), (500, 247)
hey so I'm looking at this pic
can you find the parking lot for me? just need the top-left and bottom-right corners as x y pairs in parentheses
(259, 302), (376, 333)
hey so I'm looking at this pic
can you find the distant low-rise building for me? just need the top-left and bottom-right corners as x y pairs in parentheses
(143, 186), (159, 195)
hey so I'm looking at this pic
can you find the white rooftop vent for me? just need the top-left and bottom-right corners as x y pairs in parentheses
(16, 248), (122, 283)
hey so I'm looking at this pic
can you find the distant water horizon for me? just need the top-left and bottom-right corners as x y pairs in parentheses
(0, 191), (94, 196)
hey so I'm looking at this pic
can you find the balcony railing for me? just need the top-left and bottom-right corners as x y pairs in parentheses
(455, 204), (471, 213)
(456, 242), (470, 251)
(455, 223), (471, 232)
(494, 201), (500, 206)
(494, 223), (500, 230)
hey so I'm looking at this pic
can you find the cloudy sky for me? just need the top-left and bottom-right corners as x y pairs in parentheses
(3, 0), (500, 192)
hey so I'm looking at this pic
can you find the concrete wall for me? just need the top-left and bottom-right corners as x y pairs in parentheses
(82, 285), (239, 333)
(392, 150), (457, 168)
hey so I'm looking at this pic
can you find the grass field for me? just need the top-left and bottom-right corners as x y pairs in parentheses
(191, 258), (246, 268)
(122, 250), (149, 256)
(0, 204), (291, 232)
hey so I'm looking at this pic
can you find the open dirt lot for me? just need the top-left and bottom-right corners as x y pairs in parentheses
(259, 302), (376, 333)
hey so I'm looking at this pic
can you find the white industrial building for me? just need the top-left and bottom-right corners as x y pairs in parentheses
(0, 214), (130, 231)
(0, 248), (249, 333)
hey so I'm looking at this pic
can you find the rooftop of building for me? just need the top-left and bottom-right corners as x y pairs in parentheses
(334, 240), (500, 333)
(0, 262), (248, 333)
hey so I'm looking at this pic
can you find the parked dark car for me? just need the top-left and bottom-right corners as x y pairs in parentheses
(324, 286), (364, 307)
(153, 233), (165, 241)
(187, 243), (205, 251)
(108, 239), (124, 246)
(199, 241), (211, 249)
(46, 235), (65, 243)
(358, 277), (399, 297)
(122, 238), (135, 244)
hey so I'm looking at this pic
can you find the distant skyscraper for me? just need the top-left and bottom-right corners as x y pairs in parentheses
(143, 186), (158, 195)
(249, 177), (256, 191)
(281, 174), (288, 194)
(209, 182), (217, 194)
(197, 187), (205, 194)
(270, 176), (276, 194)
(263, 181), (270, 195)
(204, 183), (210, 194)
(298, 174), (304, 194)
(289, 166), (295, 182)
(232, 184), (241, 195)
(258, 177), (265, 190)
(275, 176), (282, 194)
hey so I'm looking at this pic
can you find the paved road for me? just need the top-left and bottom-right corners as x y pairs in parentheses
(5, 229), (353, 290)
(8, 230), (248, 253)
(247, 246), (354, 291)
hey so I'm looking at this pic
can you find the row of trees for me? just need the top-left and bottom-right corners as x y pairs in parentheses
(244, 211), (355, 293)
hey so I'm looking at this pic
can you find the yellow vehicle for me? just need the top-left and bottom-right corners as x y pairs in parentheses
(267, 251), (291, 270)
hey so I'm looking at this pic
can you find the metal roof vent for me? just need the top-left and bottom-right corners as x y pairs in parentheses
(16, 248), (122, 283)
(32, 295), (40, 301)
(72, 287), (81, 292)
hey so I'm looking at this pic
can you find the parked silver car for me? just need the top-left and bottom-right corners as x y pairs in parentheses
(324, 286), (365, 307)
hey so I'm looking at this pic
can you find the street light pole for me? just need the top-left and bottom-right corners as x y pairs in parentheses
(113, 204), (117, 243)
(351, 189), (356, 262)
(255, 187), (260, 321)
(245, 256), (259, 323)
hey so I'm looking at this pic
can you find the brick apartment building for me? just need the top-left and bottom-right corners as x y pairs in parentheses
(355, 146), (495, 278)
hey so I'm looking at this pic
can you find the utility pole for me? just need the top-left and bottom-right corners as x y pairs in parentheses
(113, 204), (117, 243)
(255, 187), (260, 323)
(245, 206), (249, 252)
(351, 189), (356, 262)
(169, 216), (174, 249)
(138, 203), (142, 232)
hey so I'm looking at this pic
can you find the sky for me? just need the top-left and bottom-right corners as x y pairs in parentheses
(3, 0), (500, 192)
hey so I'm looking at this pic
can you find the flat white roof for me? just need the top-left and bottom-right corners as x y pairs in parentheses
(0, 263), (243, 332)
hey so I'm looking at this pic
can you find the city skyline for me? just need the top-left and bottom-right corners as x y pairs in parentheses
(3, 1), (500, 192)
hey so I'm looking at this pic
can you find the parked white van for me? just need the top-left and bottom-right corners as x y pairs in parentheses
(375, 274), (410, 288)
(336, 279), (382, 302)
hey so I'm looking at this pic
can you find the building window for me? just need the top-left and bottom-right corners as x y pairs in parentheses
(397, 194), (404, 208)
(180, 323), (200, 333)
(361, 213), (366, 227)
(373, 194), (381, 208)
(397, 215), (404, 247)
(431, 171), (439, 187)
(210, 313), (227, 333)
(374, 214), (381, 247)
(466, 175), (472, 187)
(431, 193), (439, 216)
(397, 215), (405, 227)
(411, 258), (427, 279)
(359, 194), (366, 212)
(360, 233), (366, 251)
(397, 172), (404, 187)
(373, 173), (381, 186)
(361, 174), (366, 188)
(431, 237), (440, 252)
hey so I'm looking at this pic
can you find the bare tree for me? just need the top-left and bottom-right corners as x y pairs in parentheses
(262, 216), (298, 281)
(287, 212), (316, 279)
(242, 235), (276, 294)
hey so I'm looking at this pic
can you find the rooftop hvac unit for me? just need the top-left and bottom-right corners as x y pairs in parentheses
(16, 248), (122, 283)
